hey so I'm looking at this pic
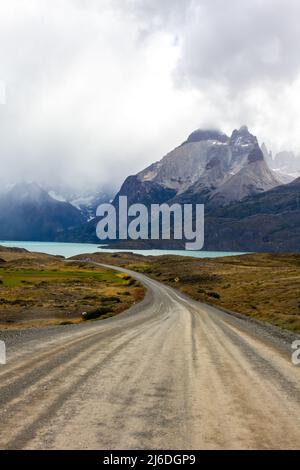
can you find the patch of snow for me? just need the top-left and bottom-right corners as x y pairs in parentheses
(273, 168), (300, 183)
(71, 195), (95, 209)
(209, 141), (226, 146)
(48, 191), (66, 202)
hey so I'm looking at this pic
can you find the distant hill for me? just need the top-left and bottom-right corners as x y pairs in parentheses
(0, 182), (85, 241)
(261, 144), (300, 182)
(203, 177), (300, 252)
(97, 178), (300, 252)
(55, 127), (300, 252)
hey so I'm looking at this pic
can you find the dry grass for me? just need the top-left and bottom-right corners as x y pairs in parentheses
(2, 246), (299, 333)
(0, 249), (144, 330)
(74, 252), (300, 333)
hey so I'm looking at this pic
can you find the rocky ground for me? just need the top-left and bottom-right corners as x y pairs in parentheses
(0, 246), (144, 330)
(74, 251), (300, 333)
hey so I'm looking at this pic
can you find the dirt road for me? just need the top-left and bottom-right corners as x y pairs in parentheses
(0, 264), (299, 449)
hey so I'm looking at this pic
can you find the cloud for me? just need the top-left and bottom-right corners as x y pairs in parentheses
(0, 0), (197, 190)
(0, 0), (300, 192)
(126, 0), (300, 87)
(121, 0), (300, 154)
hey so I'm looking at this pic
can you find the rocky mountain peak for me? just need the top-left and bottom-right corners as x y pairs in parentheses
(0, 181), (85, 241)
(239, 125), (249, 133)
(205, 156), (221, 170)
(248, 147), (264, 164)
(184, 129), (229, 145)
(230, 125), (258, 146)
(9, 181), (49, 202)
(114, 124), (281, 208)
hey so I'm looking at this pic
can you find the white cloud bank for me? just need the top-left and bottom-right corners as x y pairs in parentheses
(0, 0), (300, 190)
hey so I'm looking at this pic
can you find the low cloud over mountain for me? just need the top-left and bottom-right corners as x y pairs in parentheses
(115, 126), (280, 207)
(1, 1), (300, 189)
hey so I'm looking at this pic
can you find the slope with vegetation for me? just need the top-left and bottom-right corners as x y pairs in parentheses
(74, 251), (300, 333)
(0, 246), (144, 330)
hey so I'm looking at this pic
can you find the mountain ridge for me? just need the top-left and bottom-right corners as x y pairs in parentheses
(114, 126), (280, 208)
(0, 182), (85, 241)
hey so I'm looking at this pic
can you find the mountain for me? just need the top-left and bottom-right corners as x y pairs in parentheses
(273, 151), (300, 173)
(114, 129), (230, 206)
(53, 126), (300, 252)
(208, 147), (279, 206)
(103, 177), (300, 251)
(57, 125), (291, 249)
(0, 182), (85, 241)
(261, 142), (273, 166)
(46, 185), (113, 220)
(203, 177), (300, 252)
(114, 126), (280, 207)
(262, 148), (300, 182)
(67, 175), (300, 251)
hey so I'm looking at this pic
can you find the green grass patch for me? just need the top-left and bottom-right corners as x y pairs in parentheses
(0, 267), (127, 288)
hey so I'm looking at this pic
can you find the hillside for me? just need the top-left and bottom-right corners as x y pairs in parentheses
(0, 182), (84, 241)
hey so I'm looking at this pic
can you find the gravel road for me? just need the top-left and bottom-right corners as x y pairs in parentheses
(0, 264), (299, 450)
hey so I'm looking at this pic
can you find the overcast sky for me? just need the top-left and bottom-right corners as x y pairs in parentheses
(1, 0), (300, 191)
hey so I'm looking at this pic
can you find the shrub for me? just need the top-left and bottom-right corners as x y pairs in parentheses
(207, 291), (220, 299)
(83, 294), (98, 300)
(100, 295), (120, 303)
(82, 306), (112, 320)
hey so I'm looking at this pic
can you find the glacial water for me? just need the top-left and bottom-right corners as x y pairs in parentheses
(0, 241), (246, 259)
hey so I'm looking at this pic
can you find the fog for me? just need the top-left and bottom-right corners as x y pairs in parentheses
(0, 0), (300, 191)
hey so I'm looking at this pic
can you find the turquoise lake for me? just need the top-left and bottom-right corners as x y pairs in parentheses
(0, 241), (246, 259)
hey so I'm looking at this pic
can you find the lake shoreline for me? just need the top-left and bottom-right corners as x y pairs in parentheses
(0, 240), (247, 259)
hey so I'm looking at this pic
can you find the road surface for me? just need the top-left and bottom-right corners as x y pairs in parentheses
(0, 263), (299, 450)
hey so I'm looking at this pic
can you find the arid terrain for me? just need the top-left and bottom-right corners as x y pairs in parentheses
(75, 251), (300, 333)
(0, 246), (144, 330)
(1, 246), (299, 335)
(0, 260), (299, 450)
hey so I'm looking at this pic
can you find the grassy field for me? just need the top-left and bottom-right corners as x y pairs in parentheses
(74, 251), (300, 333)
(0, 247), (144, 329)
(2, 246), (299, 333)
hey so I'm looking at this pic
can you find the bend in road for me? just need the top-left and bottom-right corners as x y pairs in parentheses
(0, 263), (299, 449)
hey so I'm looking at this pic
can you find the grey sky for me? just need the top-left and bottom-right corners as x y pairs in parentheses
(0, 0), (300, 190)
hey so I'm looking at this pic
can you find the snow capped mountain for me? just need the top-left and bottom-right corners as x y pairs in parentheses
(115, 126), (281, 207)
(138, 129), (230, 194)
(48, 190), (67, 203)
(9, 181), (48, 202)
(260, 145), (300, 182)
(0, 182), (85, 241)
(46, 186), (113, 220)
(210, 147), (280, 206)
